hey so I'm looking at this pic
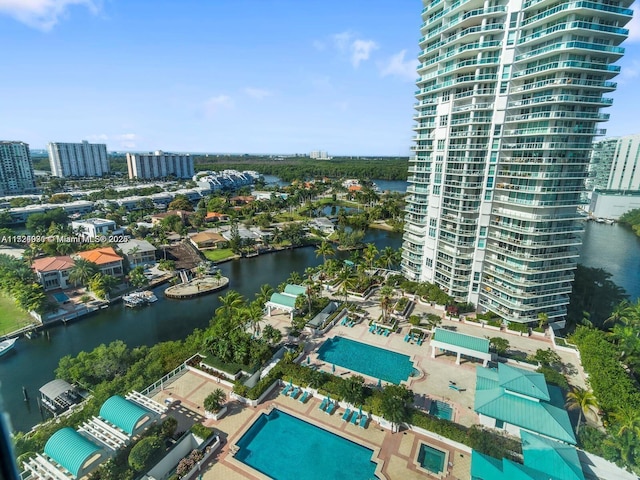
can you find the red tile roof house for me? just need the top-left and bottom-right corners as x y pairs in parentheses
(32, 256), (75, 291)
(76, 247), (124, 278)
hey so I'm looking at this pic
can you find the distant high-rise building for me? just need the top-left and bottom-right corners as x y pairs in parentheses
(126, 151), (194, 180)
(0, 141), (37, 196)
(403, 0), (631, 325)
(588, 134), (640, 192)
(48, 140), (109, 177)
(310, 150), (330, 160)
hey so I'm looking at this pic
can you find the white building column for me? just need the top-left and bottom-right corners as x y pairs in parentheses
(455, 352), (461, 365)
(431, 346), (436, 359)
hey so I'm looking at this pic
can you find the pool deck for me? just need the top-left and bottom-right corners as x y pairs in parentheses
(152, 368), (471, 479)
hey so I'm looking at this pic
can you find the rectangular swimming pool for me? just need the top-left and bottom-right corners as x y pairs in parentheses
(316, 336), (415, 384)
(235, 409), (378, 480)
(417, 443), (446, 474)
(429, 400), (453, 421)
(53, 292), (70, 303)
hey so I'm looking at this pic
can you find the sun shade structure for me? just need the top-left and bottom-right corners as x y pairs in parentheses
(265, 284), (306, 320)
(474, 364), (575, 444)
(431, 328), (492, 366)
(99, 395), (154, 435)
(471, 431), (585, 480)
(44, 427), (104, 478)
(283, 284), (307, 296)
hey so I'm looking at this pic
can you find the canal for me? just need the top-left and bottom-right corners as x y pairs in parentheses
(0, 229), (403, 433)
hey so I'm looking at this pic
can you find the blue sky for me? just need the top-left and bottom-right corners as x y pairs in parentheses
(0, 0), (639, 156)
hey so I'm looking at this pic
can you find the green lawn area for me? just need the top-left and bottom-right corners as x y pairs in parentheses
(0, 293), (35, 336)
(202, 248), (236, 262)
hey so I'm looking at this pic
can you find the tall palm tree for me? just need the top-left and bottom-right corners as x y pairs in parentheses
(362, 244), (378, 269)
(565, 387), (599, 434)
(608, 324), (640, 365)
(255, 283), (274, 305)
(244, 301), (264, 335)
(612, 405), (640, 437)
(216, 291), (246, 320)
(69, 258), (99, 287)
(379, 286), (395, 323)
(316, 241), (335, 263)
(377, 246), (398, 270)
(288, 271), (302, 285)
(337, 267), (354, 305)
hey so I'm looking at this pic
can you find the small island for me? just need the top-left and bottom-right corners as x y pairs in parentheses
(164, 275), (229, 299)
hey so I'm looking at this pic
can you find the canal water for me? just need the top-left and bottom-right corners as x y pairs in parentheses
(0, 229), (402, 433)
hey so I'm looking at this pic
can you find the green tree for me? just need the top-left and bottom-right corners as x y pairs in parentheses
(128, 266), (148, 289)
(68, 258), (99, 286)
(489, 337), (510, 356)
(565, 387), (599, 434)
(128, 435), (161, 471)
(215, 290), (245, 319)
(380, 384), (413, 432)
(203, 388), (226, 413)
(315, 240), (335, 263)
(168, 194), (193, 211)
(362, 243), (378, 268)
(262, 324), (282, 345)
(339, 375), (366, 406)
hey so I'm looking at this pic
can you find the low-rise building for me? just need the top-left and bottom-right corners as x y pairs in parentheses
(117, 239), (156, 267)
(76, 247), (124, 277)
(71, 218), (120, 239)
(190, 231), (228, 249)
(32, 256), (75, 291)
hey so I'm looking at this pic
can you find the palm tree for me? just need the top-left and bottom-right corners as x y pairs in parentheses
(337, 267), (354, 305)
(612, 405), (640, 437)
(315, 240), (334, 263)
(288, 271), (302, 285)
(216, 291), (245, 320)
(362, 244), (378, 269)
(244, 302), (264, 335)
(565, 387), (599, 434)
(69, 258), (99, 286)
(214, 269), (223, 285)
(608, 324), (640, 365)
(379, 286), (395, 323)
(255, 284), (274, 305)
(203, 388), (226, 413)
(537, 312), (549, 330)
(377, 246), (398, 270)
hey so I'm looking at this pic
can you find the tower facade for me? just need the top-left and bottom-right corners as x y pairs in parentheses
(126, 151), (193, 180)
(403, 0), (631, 324)
(48, 141), (109, 177)
(0, 141), (37, 196)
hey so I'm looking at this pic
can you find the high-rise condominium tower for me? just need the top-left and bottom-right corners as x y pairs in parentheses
(126, 151), (194, 180)
(0, 141), (37, 196)
(48, 140), (109, 178)
(403, 0), (631, 324)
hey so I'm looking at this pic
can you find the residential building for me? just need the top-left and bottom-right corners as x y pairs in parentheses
(47, 141), (109, 177)
(310, 150), (330, 160)
(117, 239), (156, 267)
(403, 0), (631, 324)
(32, 256), (75, 291)
(126, 151), (193, 179)
(588, 190), (640, 219)
(0, 141), (37, 196)
(189, 231), (228, 250)
(76, 247), (124, 277)
(71, 218), (120, 239)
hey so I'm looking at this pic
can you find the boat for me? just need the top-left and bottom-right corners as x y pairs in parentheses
(0, 338), (17, 357)
(123, 290), (157, 307)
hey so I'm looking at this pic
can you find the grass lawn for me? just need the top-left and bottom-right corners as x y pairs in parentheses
(203, 248), (236, 262)
(0, 293), (35, 336)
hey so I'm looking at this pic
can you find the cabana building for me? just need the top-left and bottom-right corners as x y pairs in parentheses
(430, 328), (492, 366)
(39, 379), (82, 415)
(265, 284), (306, 321)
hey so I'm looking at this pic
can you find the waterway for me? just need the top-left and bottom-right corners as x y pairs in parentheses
(263, 175), (408, 194)
(0, 229), (402, 433)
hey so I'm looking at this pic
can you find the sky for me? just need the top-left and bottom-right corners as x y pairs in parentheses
(0, 0), (639, 156)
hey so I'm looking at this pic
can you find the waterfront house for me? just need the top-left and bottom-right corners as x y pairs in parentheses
(76, 247), (124, 278)
(32, 256), (75, 291)
(204, 212), (230, 223)
(71, 218), (121, 239)
(150, 210), (192, 226)
(190, 231), (228, 250)
(117, 239), (156, 267)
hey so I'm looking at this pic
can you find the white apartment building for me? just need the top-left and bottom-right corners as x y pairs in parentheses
(403, 0), (631, 324)
(126, 151), (194, 180)
(48, 141), (109, 177)
(310, 150), (330, 160)
(0, 141), (37, 196)
(71, 218), (120, 238)
(588, 134), (640, 191)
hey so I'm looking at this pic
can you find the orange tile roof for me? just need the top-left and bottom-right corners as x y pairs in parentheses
(32, 256), (75, 272)
(348, 185), (362, 191)
(76, 247), (122, 265)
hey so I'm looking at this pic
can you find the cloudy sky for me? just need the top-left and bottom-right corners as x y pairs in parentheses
(0, 0), (638, 155)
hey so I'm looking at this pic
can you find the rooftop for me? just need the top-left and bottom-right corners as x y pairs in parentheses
(76, 247), (122, 265)
(99, 395), (151, 435)
(32, 255), (75, 272)
(117, 238), (156, 254)
(44, 427), (102, 478)
(433, 328), (489, 354)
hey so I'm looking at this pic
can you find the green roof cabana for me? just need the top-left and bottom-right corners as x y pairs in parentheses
(474, 364), (576, 444)
(265, 289), (302, 320)
(44, 427), (105, 478)
(430, 328), (492, 366)
(471, 431), (585, 480)
(284, 284), (307, 296)
(99, 395), (154, 436)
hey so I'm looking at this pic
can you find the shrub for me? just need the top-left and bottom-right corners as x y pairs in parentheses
(190, 423), (212, 440)
(128, 435), (162, 471)
(537, 366), (569, 390)
(160, 416), (178, 438)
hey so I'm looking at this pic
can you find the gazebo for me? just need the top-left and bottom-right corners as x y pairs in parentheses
(430, 328), (492, 366)
(264, 284), (306, 320)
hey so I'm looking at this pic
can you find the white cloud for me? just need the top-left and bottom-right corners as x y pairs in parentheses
(116, 133), (138, 149)
(379, 50), (419, 81)
(243, 87), (273, 100)
(329, 31), (378, 67)
(86, 133), (108, 142)
(351, 39), (378, 67)
(0, 0), (100, 31)
(627, 6), (640, 42)
(203, 95), (234, 116)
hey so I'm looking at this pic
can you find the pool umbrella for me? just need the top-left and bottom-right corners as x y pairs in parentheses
(359, 405), (363, 417)
(307, 356), (311, 365)
(289, 378), (293, 387)
(377, 378), (382, 388)
(332, 363), (336, 373)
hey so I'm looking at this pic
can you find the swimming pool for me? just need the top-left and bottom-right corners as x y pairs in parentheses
(417, 444), (446, 474)
(429, 400), (453, 421)
(53, 292), (70, 303)
(235, 409), (378, 480)
(316, 336), (414, 384)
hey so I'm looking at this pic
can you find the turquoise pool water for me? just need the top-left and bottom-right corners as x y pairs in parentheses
(417, 444), (446, 473)
(236, 409), (378, 480)
(317, 336), (414, 384)
(53, 292), (69, 303)
(429, 400), (453, 421)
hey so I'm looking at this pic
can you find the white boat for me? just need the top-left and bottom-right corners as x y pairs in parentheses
(123, 290), (157, 307)
(0, 338), (17, 357)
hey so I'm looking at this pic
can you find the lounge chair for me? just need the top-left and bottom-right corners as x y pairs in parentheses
(319, 397), (329, 411)
(350, 412), (360, 425)
(290, 387), (300, 399)
(325, 401), (337, 415)
(369, 325), (375, 333)
(359, 415), (368, 429)
(404, 334), (410, 342)
(384, 329), (390, 337)
(417, 337), (423, 346)
(298, 390), (309, 403)
(342, 408), (352, 422)
(281, 384), (292, 396)
(340, 317), (346, 326)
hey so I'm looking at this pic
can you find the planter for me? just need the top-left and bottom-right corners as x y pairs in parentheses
(484, 324), (502, 331)
(204, 405), (227, 420)
(531, 330), (546, 337)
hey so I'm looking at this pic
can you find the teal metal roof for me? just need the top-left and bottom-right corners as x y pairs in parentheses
(269, 292), (298, 308)
(475, 367), (576, 444)
(99, 395), (150, 435)
(433, 328), (490, 353)
(472, 432), (585, 480)
(499, 363), (550, 401)
(284, 284), (307, 296)
(44, 427), (102, 478)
